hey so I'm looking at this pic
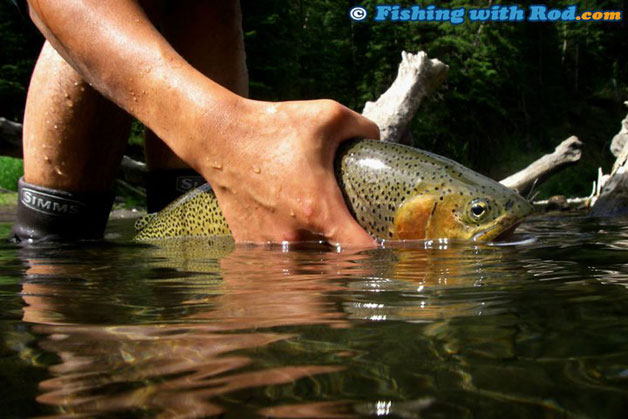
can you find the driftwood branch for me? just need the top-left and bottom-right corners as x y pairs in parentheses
(362, 51), (448, 144)
(610, 102), (628, 157)
(0, 118), (148, 184)
(590, 115), (628, 216)
(499, 136), (583, 195)
(590, 102), (628, 216)
(589, 149), (628, 216)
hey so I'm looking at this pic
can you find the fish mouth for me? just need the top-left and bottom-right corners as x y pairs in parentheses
(494, 222), (520, 241)
(472, 219), (521, 242)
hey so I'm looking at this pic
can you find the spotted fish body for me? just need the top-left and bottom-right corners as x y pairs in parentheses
(135, 139), (533, 242)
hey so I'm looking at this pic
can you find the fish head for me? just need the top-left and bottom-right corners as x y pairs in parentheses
(393, 165), (533, 242)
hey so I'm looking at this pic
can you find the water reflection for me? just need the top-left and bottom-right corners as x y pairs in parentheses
(4, 215), (628, 417)
(18, 241), (362, 416)
(16, 236), (522, 417)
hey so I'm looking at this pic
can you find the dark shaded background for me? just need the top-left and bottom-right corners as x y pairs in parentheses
(1, 0), (627, 198)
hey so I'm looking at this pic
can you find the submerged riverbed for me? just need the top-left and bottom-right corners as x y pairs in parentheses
(1, 214), (628, 417)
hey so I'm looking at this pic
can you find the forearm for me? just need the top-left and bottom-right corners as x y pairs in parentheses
(26, 0), (381, 246)
(26, 0), (241, 170)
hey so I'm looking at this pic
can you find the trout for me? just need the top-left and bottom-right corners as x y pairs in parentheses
(135, 139), (532, 242)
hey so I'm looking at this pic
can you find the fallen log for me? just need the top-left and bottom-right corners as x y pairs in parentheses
(0, 117), (23, 158)
(499, 136), (583, 196)
(591, 136), (628, 216)
(119, 155), (147, 185)
(362, 51), (448, 144)
(533, 195), (590, 212)
(589, 102), (628, 216)
(0, 118), (148, 184)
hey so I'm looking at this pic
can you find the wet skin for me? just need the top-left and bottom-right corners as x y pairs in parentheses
(24, 0), (379, 247)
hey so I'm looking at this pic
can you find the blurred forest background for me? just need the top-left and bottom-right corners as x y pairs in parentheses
(1, 0), (627, 202)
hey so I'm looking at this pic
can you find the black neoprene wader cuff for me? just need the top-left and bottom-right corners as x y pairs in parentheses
(145, 169), (205, 213)
(10, 178), (114, 242)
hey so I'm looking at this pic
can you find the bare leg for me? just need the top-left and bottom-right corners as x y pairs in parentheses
(144, 0), (248, 170)
(23, 42), (131, 192)
(15, 0), (250, 238)
(13, 43), (132, 240)
(13, 42), (132, 241)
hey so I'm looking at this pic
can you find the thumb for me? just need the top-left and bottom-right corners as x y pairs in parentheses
(323, 197), (377, 248)
(338, 110), (381, 142)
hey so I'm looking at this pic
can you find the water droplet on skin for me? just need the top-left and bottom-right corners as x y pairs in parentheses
(73, 81), (79, 86)
(265, 104), (278, 115)
(80, 87), (85, 92)
(53, 125), (58, 129)
(252, 166), (261, 174)
(54, 166), (65, 176)
(44, 156), (50, 162)
(67, 101), (74, 108)
(64, 92), (69, 98)
(290, 209), (295, 217)
(212, 162), (223, 170)
(144, 66), (152, 74)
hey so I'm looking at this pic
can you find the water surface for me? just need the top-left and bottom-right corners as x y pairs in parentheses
(1, 215), (628, 417)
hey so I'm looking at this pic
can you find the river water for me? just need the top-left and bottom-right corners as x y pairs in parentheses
(1, 214), (628, 418)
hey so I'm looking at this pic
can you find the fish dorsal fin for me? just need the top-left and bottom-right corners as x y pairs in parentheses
(134, 213), (157, 232)
(393, 195), (436, 240)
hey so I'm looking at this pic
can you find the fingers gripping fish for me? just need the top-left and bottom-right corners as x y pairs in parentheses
(135, 140), (533, 242)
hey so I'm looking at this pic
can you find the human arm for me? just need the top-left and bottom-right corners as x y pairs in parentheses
(26, 0), (380, 246)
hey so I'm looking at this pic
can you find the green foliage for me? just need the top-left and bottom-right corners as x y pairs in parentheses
(0, 157), (23, 191)
(1, 1), (627, 201)
(243, 0), (627, 199)
(0, 191), (17, 207)
(0, 2), (43, 121)
(128, 119), (145, 147)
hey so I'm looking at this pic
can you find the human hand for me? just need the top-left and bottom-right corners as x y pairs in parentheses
(24, 0), (379, 247)
(193, 98), (380, 247)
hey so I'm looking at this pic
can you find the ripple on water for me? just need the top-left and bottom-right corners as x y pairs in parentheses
(1, 215), (628, 417)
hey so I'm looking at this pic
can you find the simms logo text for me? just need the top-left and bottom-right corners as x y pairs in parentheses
(21, 188), (84, 216)
(176, 176), (205, 193)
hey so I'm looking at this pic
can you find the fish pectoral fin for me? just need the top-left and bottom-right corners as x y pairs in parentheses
(134, 213), (157, 232)
(393, 195), (435, 240)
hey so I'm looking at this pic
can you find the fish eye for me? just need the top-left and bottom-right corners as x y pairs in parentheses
(469, 199), (490, 220)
